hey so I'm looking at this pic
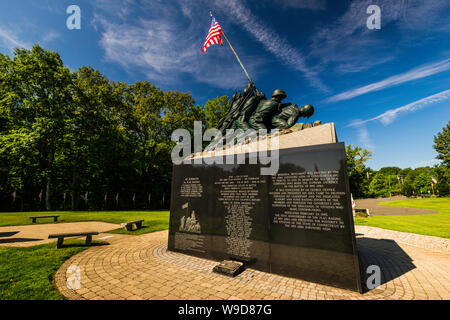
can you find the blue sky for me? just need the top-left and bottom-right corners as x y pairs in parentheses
(0, 0), (449, 170)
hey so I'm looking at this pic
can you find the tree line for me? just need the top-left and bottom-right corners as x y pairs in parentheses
(346, 122), (449, 199)
(0, 45), (229, 211)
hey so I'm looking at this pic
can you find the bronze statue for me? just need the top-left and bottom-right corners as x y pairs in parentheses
(218, 82), (314, 133)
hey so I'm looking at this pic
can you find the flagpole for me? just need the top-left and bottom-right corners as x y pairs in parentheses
(210, 11), (253, 85)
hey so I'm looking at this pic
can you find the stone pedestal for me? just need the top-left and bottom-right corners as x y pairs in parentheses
(168, 123), (362, 292)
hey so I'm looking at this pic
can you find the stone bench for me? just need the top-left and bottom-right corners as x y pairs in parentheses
(121, 220), (144, 231)
(30, 215), (59, 223)
(48, 232), (99, 248)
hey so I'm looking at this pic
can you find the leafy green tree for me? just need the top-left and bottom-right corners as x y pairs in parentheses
(204, 96), (230, 129)
(345, 145), (372, 198)
(434, 122), (450, 166)
(369, 172), (390, 197)
(413, 171), (432, 194)
(432, 165), (450, 196)
(0, 45), (75, 210)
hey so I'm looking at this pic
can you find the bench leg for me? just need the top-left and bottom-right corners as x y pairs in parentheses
(32, 218), (36, 223)
(126, 224), (133, 231)
(54, 217), (58, 222)
(136, 222), (142, 229)
(57, 237), (64, 249)
(86, 235), (92, 246)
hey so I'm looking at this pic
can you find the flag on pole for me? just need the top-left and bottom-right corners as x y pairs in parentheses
(182, 202), (188, 209)
(132, 193), (136, 202)
(38, 189), (43, 202)
(85, 191), (88, 202)
(202, 14), (223, 53)
(63, 192), (66, 200)
(12, 190), (16, 202)
(351, 193), (356, 217)
(162, 193), (165, 204)
(104, 193), (107, 202)
(431, 177), (438, 184)
(115, 192), (119, 203)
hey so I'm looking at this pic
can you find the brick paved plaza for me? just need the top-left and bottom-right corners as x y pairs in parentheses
(54, 227), (449, 300)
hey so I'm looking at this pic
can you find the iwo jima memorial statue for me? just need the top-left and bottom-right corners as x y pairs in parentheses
(168, 12), (362, 293)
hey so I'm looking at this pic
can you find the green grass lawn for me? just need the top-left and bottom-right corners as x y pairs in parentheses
(0, 210), (170, 235)
(0, 210), (170, 300)
(354, 198), (450, 238)
(0, 240), (103, 300)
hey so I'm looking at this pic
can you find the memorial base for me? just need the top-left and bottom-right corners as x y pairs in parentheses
(169, 123), (362, 292)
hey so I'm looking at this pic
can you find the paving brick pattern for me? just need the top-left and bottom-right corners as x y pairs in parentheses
(55, 227), (450, 300)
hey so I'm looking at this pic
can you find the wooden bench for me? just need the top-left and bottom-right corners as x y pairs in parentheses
(121, 220), (144, 231)
(30, 215), (59, 223)
(48, 232), (99, 248)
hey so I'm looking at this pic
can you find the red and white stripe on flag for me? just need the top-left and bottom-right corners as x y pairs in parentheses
(351, 194), (356, 209)
(202, 18), (223, 53)
(431, 177), (438, 184)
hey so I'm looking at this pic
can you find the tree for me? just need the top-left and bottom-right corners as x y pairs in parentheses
(0, 45), (75, 210)
(369, 172), (390, 197)
(204, 96), (230, 129)
(345, 145), (372, 198)
(434, 122), (450, 166)
(0, 44), (210, 211)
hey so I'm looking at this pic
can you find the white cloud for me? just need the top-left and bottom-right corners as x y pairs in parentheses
(310, 0), (450, 75)
(0, 26), (29, 51)
(357, 124), (374, 150)
(326, 58), (450, 103)
(270, 0), (327, 10)
(348, 89), (450, 127)
(93, 0), (263, 89)
(216, 0), (329, 92)
(413, 159), (441, 168)
(41, 32), (61, 44)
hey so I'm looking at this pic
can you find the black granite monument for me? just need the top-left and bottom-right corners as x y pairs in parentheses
(168, 142), (362, 292)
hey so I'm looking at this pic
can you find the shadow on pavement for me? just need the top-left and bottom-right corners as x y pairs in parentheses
(0, 231), (19, 237)
(60, 242), (110, 248)
(357, 237), (416, 293)
(0, 238), (42, 243)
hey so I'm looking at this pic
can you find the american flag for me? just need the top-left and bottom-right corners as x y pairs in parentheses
(115, 192), (119, 203)
(431, 177), (438, 184)
(202, 15), (223, 53)
(132, 193), (136, 202)
(85, 191), (88, 201)
(104, 193), (107, 202)
(38, 189), (42, 202)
